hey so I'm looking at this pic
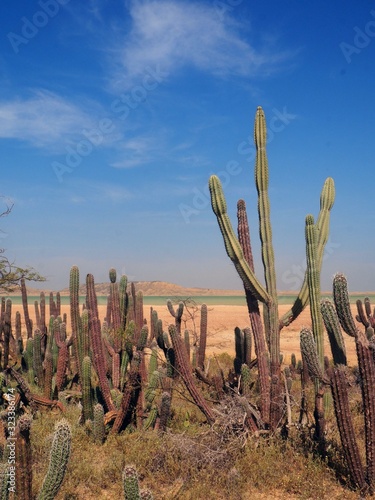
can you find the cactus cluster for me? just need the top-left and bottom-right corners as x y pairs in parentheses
(209, 106), (335, 429)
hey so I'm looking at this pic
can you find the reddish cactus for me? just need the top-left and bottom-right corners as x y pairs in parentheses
(90, 316), (115, 412)
(168, 324), (214, 424)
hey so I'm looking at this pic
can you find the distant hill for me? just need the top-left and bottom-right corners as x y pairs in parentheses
(2, 281), (244, 297)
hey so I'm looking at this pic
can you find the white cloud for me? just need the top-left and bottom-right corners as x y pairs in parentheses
(114, 0), (290, 88)
(110, 134), (165, 169)
(0, 90), (98, 150)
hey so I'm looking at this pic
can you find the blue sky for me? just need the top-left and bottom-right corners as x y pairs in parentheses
(0, 0), (375, 292)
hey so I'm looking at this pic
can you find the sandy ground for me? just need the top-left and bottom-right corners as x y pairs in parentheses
(9, 301), (359, 366)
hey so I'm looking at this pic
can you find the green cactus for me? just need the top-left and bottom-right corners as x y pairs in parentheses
(320, 299), (347, 365)
(136, 325), (148, 352)
(158, 391), (171, 433)
(122, 465), (140, 500)
(332, 273), (357, 337)
(0, 464), (9, 500)
(93, 403), (106, 444)
(197, 304), (207, 370)
(240, 363), (252, 397)
(305, 214), (324, 371)
(167, 300), (184, 333)
(119, 275), (128, 330)
(20, 278), (33, 339)
(300, 328), (327, 383)
(37, 419), (71, 500)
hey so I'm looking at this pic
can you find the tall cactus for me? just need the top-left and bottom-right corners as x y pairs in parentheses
(209, 106), (335, 429)
(236, 198), (270, 423)
(168, 325), (214, 424)
(197, 304), (207, 370)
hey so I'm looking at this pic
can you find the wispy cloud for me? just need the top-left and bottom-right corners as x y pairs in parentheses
(113, 0), (291, 88)
(0, 90), (100, 150)
(110, 133), (166, 169)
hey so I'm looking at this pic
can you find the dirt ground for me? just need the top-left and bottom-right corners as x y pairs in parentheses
(10, 301), (359, 366)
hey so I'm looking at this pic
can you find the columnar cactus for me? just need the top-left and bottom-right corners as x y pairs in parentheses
(15, 414), (33, 500)
(37, 419), (71, 500)
(82, 356), (94, 422)
(3, 300), (11, 370)
(90, 316), (115, 413)
(168, 325), (214, 424)
(320, 299), (347, 366)
(93, 403), (106, 444)
(197, 304), (207, 370)
(21, 278), (33, 339)
(122, 465), (140, 500)
(33, 330), (44, 389)
(54, 325), (70, 393)
(167, 300), (184, 333)
(330, 366), (367, 493)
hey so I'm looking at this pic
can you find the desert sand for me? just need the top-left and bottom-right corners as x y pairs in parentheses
(9, 300), (358, 366)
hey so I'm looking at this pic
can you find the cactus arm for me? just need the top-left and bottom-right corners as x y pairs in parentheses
(280, 177), (335, 328)
(254, 106), (278, 307)
(332, 273), (358, 337)
(300, 328), (327, 383)
(209, 175), (270, 304)
(305, 214), (324, 369)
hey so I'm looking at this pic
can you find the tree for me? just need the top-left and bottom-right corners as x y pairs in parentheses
(0, 200), (45, 292)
